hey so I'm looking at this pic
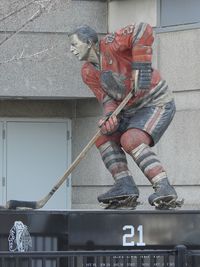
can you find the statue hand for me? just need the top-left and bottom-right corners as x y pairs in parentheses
(98, 115), (119, 135)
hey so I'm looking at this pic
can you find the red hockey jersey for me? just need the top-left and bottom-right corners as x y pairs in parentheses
(81, 23), (172, 116)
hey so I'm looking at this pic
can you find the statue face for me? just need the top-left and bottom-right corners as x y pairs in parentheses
(70, 34), (90, 61)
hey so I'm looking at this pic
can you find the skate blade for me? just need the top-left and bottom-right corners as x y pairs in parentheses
(100, 196), (140, 210)
(153, 198), (184, 210)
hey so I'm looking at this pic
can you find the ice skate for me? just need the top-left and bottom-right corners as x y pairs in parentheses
(148, 178), (183, 209)
(98, 176), (140, 209)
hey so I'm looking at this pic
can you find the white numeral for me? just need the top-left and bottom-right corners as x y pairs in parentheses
(123, 225), (135, 246)
(137, 225), (146, 246)
(123, 225), (146, 247)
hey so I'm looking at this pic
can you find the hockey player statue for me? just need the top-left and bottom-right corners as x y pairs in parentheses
(69, 23), (183, 209)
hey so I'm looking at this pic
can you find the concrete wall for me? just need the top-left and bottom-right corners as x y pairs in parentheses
(0, 100), (76, 117)
(156, 28), (200, 209)
(108, 0), (157, 31)
(0, 0), (107, 98)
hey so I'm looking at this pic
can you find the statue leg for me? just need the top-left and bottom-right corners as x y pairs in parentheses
(96, 135), (139, 209)
(121, 128), (178, 208)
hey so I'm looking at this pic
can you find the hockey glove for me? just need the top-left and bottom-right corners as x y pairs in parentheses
(132, 62), (152, 90)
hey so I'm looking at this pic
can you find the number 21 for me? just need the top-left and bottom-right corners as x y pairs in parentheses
(123, 225), (146, 246)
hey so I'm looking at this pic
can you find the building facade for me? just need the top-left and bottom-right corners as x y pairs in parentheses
(0, 0), (199, 210)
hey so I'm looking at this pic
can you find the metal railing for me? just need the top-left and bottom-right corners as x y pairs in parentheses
(0, 246), (189, 267)
(186, 249), (200, 267)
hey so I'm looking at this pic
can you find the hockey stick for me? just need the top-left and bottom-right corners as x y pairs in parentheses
(2, 70), (139, 210)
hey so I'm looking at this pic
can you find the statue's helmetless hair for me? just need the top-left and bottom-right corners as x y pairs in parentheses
(68, 25), (98, 44)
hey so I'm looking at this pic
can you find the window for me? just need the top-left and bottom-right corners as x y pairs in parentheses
(160, 0), (200, 27)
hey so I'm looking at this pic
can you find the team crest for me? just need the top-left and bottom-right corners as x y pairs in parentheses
(122, 25), (134, 35)
(105, 32), (115, 43)
(8, 221), (32, 252)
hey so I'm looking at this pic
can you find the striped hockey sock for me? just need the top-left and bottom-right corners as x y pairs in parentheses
(98, 141), (131, 180)
(130, 143), (167, 184)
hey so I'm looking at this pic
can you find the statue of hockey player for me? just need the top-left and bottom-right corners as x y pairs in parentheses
(69, 23), (181, 209)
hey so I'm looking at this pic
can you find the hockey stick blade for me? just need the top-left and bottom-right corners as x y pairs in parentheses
(0, 200), (38, 210)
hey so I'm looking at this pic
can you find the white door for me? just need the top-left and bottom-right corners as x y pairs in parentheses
(4, 119), (71, 210)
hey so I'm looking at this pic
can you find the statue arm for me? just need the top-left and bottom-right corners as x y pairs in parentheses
(131, 23), (154, 90)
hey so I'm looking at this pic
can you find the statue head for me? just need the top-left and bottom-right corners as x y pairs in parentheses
(69, 25), (98, 61)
